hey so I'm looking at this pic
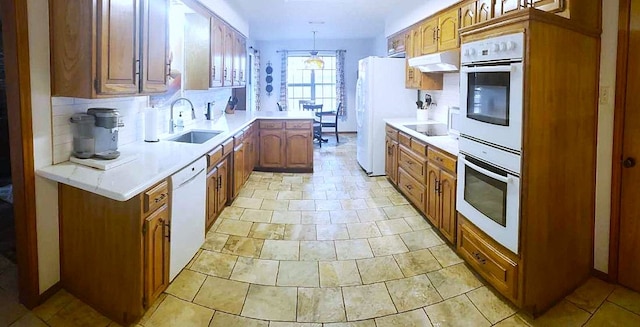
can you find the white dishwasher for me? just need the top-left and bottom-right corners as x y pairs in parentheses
(169, 156), (207, 281)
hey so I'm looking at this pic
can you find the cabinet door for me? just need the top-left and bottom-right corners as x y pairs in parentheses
(405, 32), (414, 59)
(385, 137), (398, 185)
(237, 36), (247, 86)
(184, 12), (211, 90)
(233, 33), (243, 85)
(140, 0), (169, 93)
(259, 129), (286, 168)
(224, 27), (235, 86)
(217, 159), (228, 216)
(96, 0), (139, 95)
(285, 130), (313, 169)
(425, 162), (440, 227)
(206, 168), (218, 231)
(477, 0), (494, 24)
(460, 2), (477, 29)
(244, 132), (253, 181)
(529, 0), (563, 12)
(233, 144), (244, 198)
(210, 17), (225, 87)
(439, 170), (457, 243)
(495, 0), (525, 17)
(143, 205), (170, 308)
(438, 8), (460, 51)
(395, 33), (406, 53)
(420, 19), (438, 55)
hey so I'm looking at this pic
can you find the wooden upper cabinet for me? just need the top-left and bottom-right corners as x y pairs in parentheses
(96, 0), (139, 95)
(184, 12), (211, 90)
(495, 0), (525, 17)
(210, 17), (225, 87)
(438, 8), (460, 51)
(477, 0), (494, 24)
(239, 38), (247, 86)
(405, 32), (414, 59)
(529, 0), (564, 12)
(411, 28), (422, 58)
(460, 1), (477, 29)
(233, 33), (246, 86)
(223, 27), (235, 86)
(420, 18), (438, 55)
(140, 0), (169, 93)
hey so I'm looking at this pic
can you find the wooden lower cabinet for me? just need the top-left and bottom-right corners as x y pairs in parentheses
(425, 149), (458, 244)
(285, 130), (313, 169)
(59, 180), (170, 325)
(398, 168), (427, 210)
(385, 136), (398, 185)
(233, 142), (244, 198)
(257, 120), (313, 172)
(259, 129), (286, 168)
(206, 158), (228, 231)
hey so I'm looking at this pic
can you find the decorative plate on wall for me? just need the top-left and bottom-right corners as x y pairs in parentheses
(265, 62), (273, 96)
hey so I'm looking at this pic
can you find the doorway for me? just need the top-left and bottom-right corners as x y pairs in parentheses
(612, 0), (640, 292)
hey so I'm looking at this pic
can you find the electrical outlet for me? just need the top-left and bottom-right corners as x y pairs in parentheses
(600, 86), (611, 105)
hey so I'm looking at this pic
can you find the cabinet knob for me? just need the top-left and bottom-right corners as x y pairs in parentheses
(624, 157), (636, 168)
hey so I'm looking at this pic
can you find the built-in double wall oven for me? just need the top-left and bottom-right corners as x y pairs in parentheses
(457, 32), (525, 254)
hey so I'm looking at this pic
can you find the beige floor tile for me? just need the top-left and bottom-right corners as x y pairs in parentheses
(221, 235), (264, 258)
(404, 216), (433, 231)
(289, 200), (317, 211)
(241, 284), (297, 321)
(277, 261), (320, 287)
(607, 286), (640, 315)
(292, 183), (316, 192)
(493, 315), (531, 327)
(323, 320), (376, 327)
(272, 210), (302, 224)
(300, 241), (336, 261)
(301, 211), (332, 224)
(386, 275), (443, 311)
(297, 287), (346, 322)
(330, 210), (360, 224)
(425, 294), (491, 327)
(218, 206), (245, 220)
(260, 240), (300, 260)
(349, 189), (374, 199)
(347, 222), (382, 239)
(319, 260), (363, 287)
(165, 270), (206, 301)
(8, 312), (48, 327)
(522, 300), (590, 327)
(374, 309), (433, 327)
(239, 209), (273, 223)
(426, 263), (483, 299)
(261, 199), (291, 210)
(317, 224), (350, 241)
(244, 181), (270, 190)
(335, 239), (374, 260)
(365, 196), (393, 208)
(565, 277), (616, 313)
(585, 301), (640, 326)
(277, 190), (303, 200)
(269, 182), (292, 191)
(251, 189), (280, 200)
(190, 250), (237, 278)
(315, 199), (343, 211)
(340, 199), (369, 210)
(383, 204), (419, 218)
(238, 188), (254, 198)
(356, 208), (388, 222)
(368, 235), (409, 256)
(394, 249), (442, 277)
(284, 224), (317, 241)
(283, 176), (304, 184)
(270, 323), (322, 327)
(0, 289), (29, 326)
(326, 192), (353, 200)
(428, 244), (463, 267)
(315, 183), (337, 192)
(216, 219), (253, 237)
(388, 194), (410, 205)
(192, 276), (249, 314)
(209, 311), (268, 327)
(201, 232), (229, 252)
(376, 218), (413, 236)
(32, 289), (75, 321)
(45, 297), (111, 327)
(356, 256), (404, 284)
(232, 196), (264, 209)
(230, 257), (279, 285)
(249, 223), (286, 240)
(303, 190), (328, 200)
(467, 286), (517, 324)
(138, 294), (167, 325)
(342, 283), (397, 320)
(400, 229), (444, 251)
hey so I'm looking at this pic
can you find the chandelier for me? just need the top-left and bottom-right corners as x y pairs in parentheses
(304, 31), (324, 70)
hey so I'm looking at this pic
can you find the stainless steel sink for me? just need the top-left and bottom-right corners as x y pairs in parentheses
(168, 130), (221, 144)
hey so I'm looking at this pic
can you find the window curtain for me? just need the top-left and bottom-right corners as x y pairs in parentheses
(253, 49), (261, 111)
(336, 50), (347, 121)
(279, 50), (288, 110)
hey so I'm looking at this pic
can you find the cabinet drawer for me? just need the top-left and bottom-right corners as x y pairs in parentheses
(398, 146), (427, 183)
(385, 125), (398, 140)
(207, 146), (223, 171)
(458, 220), (519, 302)
(222, 138), (234, 157)
(259, 120), (284, 129)
(410, 138), (427, 157)
(398, 168), (426, 211)
(398, 132), (411, 147)
(428, 147), (456, 173)
(286, 120), (312, 130)
(234, 131), (244, 146)
(143, 180), (169, 215)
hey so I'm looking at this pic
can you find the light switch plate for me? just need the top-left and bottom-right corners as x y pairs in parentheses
(600, 85), (612, 105)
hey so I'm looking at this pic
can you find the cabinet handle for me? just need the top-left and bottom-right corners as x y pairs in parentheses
(166, 63), (171, 77)
(472, 251), (486, 265)
(212, 65), (216, 79)
(154, 193), (166, 203)
(134, 59), (140, 76)
(406, 184), (413, 190)
(434, 179), (440, 193)
(224, 68), (228, 79)
(438, 180), (443, 195)
(164, 221), (171, 242)
(217, 175), (222, 189)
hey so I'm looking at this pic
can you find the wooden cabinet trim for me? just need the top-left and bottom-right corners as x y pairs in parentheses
(143, 180), (169, 215)
(259, 120), (284, 129)
(427, 147), (457, 173)
(398, 145), (428, 183)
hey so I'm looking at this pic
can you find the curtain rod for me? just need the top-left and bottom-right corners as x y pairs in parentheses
(276, 49), (346, 53)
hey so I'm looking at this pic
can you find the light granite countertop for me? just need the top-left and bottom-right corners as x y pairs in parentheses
(37, 111), (315, 201)
(384, 118), (459, 156)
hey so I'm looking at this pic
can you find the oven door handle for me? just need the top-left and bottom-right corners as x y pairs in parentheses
(463, 157), (510, 183)
(461, 65), (515, 74)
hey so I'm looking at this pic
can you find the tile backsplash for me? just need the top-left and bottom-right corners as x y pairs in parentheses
(419, 73), (460, 124)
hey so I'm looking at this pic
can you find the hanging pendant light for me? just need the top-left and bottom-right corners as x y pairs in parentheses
(304, 31), (325, 70)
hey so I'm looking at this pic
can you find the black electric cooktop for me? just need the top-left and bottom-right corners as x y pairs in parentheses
(403, 123), (449, 137)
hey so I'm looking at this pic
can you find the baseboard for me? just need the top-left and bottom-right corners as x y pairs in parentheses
(37, 281), (62, 306)
(591, 268), (611, 282)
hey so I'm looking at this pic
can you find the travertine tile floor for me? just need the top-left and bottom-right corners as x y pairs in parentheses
(3, 134), (640, 326)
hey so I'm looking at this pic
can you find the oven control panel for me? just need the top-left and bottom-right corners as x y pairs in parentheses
(461, 32), (525, 64)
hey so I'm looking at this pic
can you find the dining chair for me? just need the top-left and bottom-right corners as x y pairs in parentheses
(301, 104), (326, 147)
(320, 102), (341, 143)
(298, 100), (314, 111)
(277, 102), (284, 111)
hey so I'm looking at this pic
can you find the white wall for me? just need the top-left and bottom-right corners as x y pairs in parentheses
(594, 1), (619, 274)
(199, 0), (249, 36)
(255, 38), (377, 132)
(384, 0), (458, 37)
(374, 35), (388, 57)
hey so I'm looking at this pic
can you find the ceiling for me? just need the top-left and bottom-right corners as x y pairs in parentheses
(228, 0), (428, 41)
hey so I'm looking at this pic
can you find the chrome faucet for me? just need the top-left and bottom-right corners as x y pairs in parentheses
(169, 97), (196, 134)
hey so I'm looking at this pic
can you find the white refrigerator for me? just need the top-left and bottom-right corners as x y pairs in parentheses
(356, 57), (417, 176)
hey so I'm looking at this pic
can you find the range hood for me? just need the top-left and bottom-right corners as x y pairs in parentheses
(408, 49), (459, 73)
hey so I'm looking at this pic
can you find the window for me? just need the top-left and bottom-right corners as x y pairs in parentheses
(287, 55), (337, 111)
